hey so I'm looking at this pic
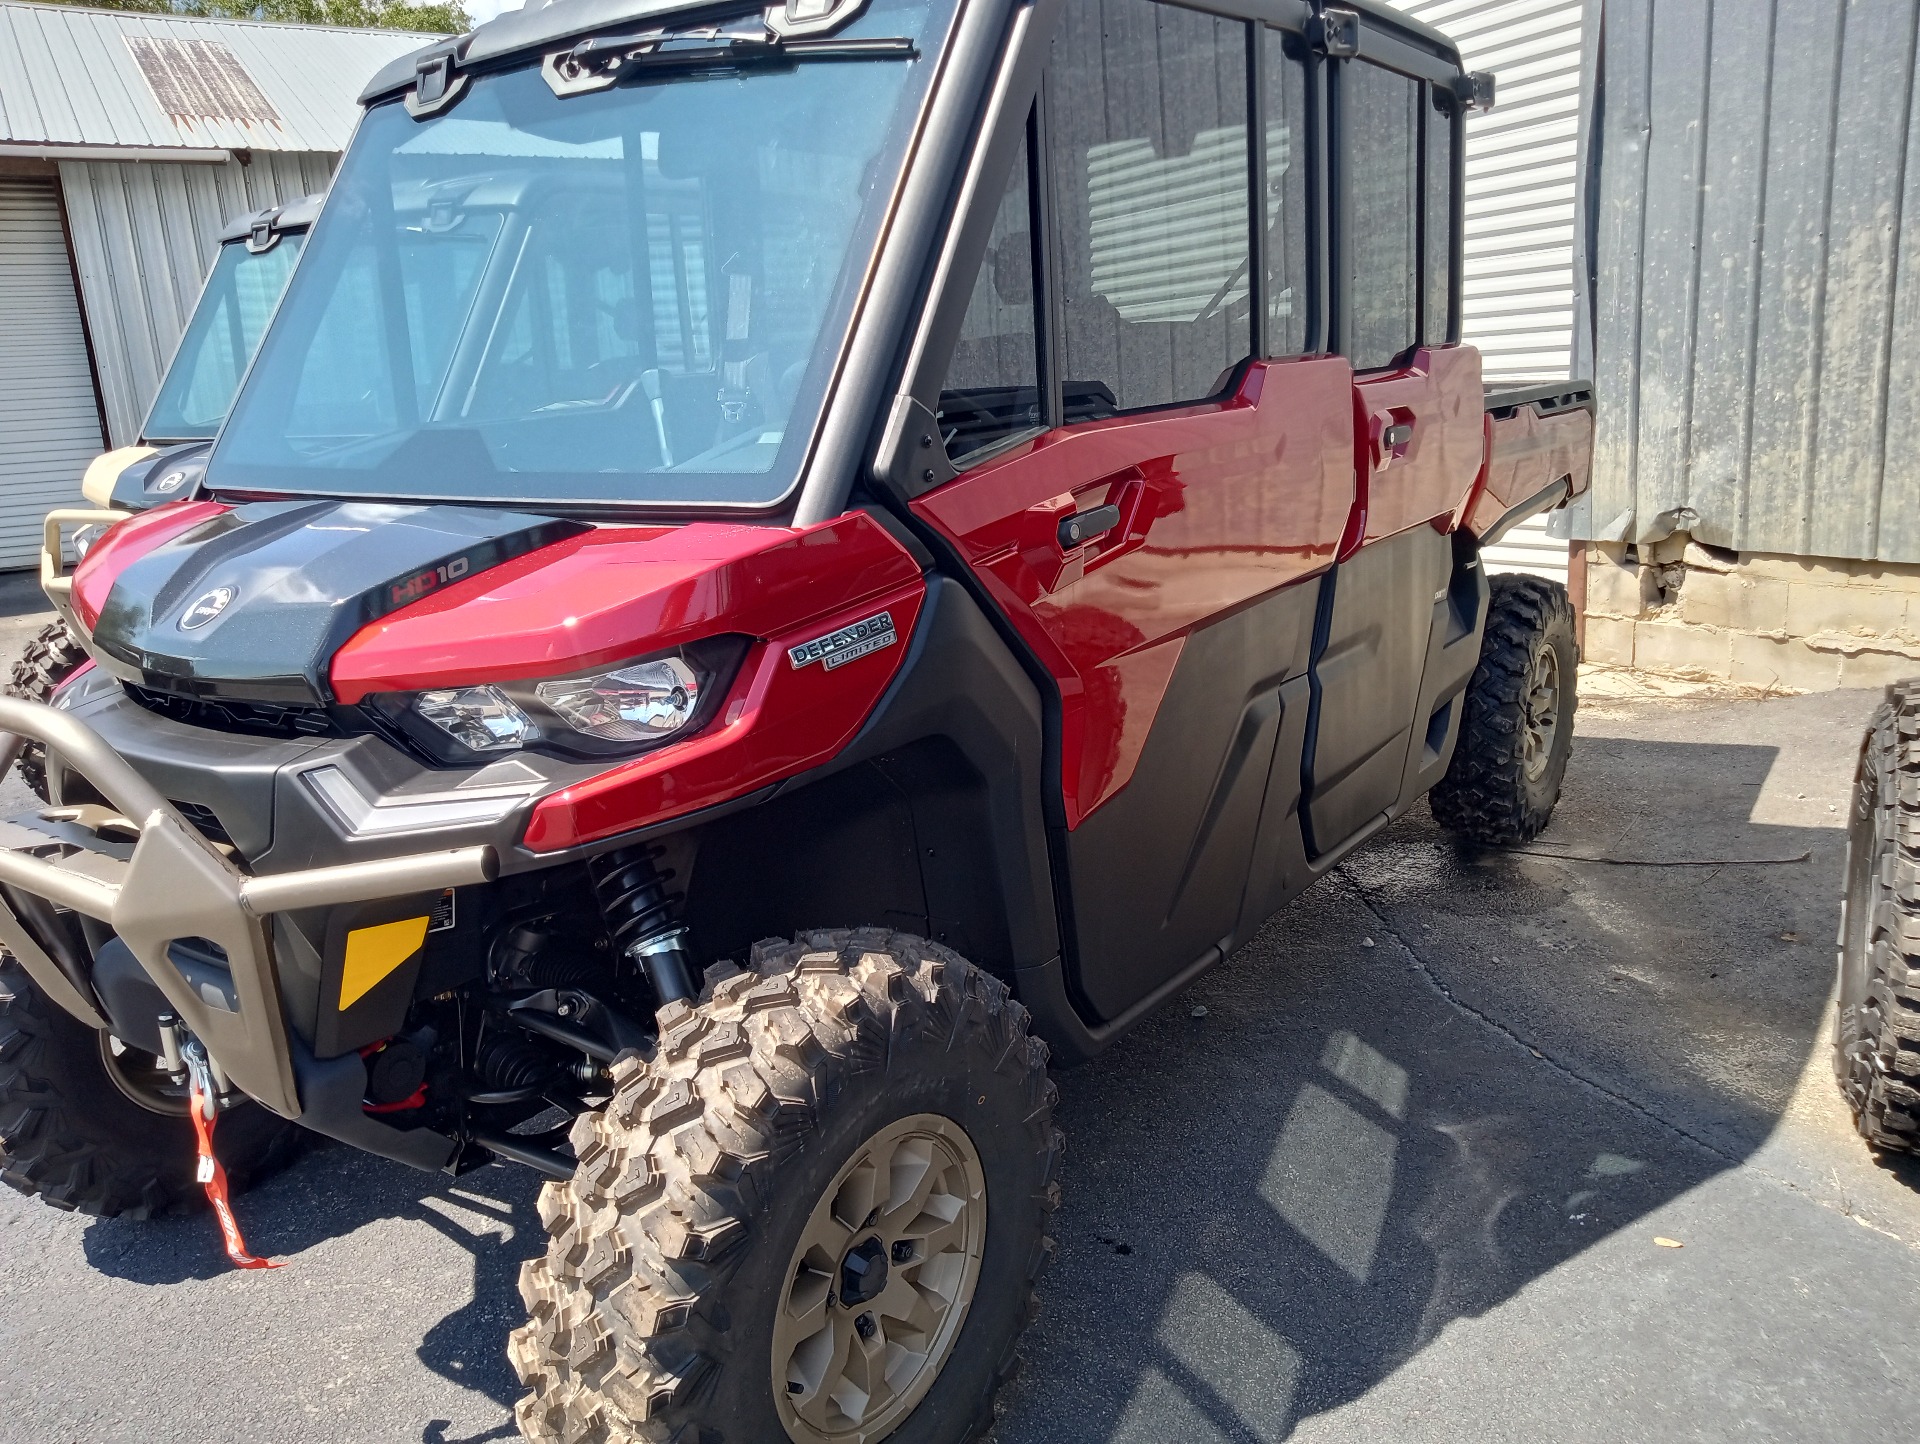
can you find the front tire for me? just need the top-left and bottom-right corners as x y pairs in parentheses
(1836, 683), (1920, 1154)
(6, 619), (88, 801)
(510, 929), (1063, 1444)
(0, 958), (305, 1217)
(1430, 573), (1578, 845)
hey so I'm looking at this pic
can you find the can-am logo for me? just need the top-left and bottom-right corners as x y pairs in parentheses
(179, 586), (236, 630)
(152, 469), (189, 494)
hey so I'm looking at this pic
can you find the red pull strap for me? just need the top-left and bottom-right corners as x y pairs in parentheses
(186, 1073), (283, 1271)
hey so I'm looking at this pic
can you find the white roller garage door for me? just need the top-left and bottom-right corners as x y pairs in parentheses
(0, 177), (103, 571)
(1401, 0), (1587, 584)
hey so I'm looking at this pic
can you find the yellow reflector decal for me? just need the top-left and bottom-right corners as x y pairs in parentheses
(339, 916), (430, 1011)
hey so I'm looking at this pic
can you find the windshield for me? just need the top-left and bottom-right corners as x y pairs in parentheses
(143, 232), (305, 442)
(207, 0), (945, 509)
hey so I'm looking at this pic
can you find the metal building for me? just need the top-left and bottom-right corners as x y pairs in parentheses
(0, 2), (427, 568)
(1574, 0), (1920, 690)
(1402, 0), (1591, 583)
(1586, 0), (1920, 564)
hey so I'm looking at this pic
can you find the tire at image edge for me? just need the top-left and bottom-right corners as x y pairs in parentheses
(0, 957), (306, 1217)
(6, 619), (88, 801)
(1835, 680), (1920, 1154)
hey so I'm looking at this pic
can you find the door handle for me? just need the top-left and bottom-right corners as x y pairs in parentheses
(1058, 503), (1121, 549)
(1382, 422), (1414, 449)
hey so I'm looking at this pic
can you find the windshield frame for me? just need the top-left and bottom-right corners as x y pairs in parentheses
(202, 0), (960, 521)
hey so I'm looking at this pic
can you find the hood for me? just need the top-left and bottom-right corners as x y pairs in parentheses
(82, 500), (586, 704)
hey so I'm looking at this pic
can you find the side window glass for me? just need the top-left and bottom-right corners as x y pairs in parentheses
(1346, 60), (1419, 371)
(1424, 85), (1456, 346)
(1264, 28), (1310, 357)
(936, 130), (1041, 464)
(1048, 0), (1252, 418)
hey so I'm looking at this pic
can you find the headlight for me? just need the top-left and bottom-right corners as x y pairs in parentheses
(367, 639), (745, 766)
(413, 686), (538, 753)
(70, 524), (107, 560)
(535, 657), (699, 744)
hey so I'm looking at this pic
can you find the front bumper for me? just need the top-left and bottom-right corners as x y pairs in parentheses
(0, 696), (493, 1121)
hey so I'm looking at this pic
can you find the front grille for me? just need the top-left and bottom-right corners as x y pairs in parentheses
(124, 682), (346, 741)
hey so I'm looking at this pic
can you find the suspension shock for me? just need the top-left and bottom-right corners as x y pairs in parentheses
(588, 844), (697, 1007)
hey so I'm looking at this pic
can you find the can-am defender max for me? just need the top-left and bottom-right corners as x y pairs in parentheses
(0, 0), (1593, 1438)
(14, 196), (318, 796)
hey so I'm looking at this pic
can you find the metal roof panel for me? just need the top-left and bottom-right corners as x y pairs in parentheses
(0, 2), (433, 151)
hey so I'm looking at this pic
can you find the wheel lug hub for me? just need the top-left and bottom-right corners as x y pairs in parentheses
(891, 1239), (914, 1264)
(854, 1311), (877, 1341)
(839, 1234), (888, 1308)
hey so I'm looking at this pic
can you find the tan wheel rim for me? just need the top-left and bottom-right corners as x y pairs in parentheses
(772, 1112), (988, 1444)
(1523, 640), (1562, 783)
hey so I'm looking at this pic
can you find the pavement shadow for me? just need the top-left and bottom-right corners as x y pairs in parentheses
(0, 568), (52, 621)
(992, 730), (1851, 1441)
(83, 1141), (541, 1424)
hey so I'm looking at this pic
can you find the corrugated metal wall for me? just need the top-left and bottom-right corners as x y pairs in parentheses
(1402, 0), (1589, 581)
(60, 149), (335, 446)
(1590, 0), (1920, 566)
(0, 177), (104, 570)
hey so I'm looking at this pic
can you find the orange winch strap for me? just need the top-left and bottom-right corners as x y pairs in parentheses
(187, 1076), (283, 1272)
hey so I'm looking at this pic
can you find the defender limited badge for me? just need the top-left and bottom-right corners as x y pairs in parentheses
(179, 586), (236, 630)
(788, 610), (896, 671)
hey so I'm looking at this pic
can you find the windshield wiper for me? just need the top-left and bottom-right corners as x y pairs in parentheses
(545, 23), (915, 95)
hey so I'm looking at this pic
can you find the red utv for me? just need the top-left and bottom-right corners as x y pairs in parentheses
(0, 0), (1592, 1439)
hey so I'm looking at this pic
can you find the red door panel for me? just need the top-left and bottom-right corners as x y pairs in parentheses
(1351, 343), (1483, 545)
(912, 355), (1354, 828)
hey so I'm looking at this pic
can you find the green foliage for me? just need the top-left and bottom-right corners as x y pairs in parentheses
(36, 0), (470, 35)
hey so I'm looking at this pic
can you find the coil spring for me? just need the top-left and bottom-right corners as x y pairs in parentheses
(588, 844), (680, 954)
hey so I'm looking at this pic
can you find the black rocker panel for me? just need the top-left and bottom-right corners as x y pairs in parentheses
(1063, 577), (1319, 1021)
(1301, 525), (1453, 855)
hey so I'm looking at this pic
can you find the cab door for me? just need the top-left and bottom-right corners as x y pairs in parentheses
(911, 0), (1348, 1021)
(1299, 52), (1478, 856)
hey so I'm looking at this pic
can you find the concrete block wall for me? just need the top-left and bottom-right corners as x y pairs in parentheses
(1582, 539), (1920, 692)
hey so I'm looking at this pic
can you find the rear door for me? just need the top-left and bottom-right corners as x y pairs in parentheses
(1298, 45), (1479, 856)
(912, 0), (1349, 1020)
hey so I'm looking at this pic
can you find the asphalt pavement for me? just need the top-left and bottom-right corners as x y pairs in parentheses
(0, 611), (1911, 1443)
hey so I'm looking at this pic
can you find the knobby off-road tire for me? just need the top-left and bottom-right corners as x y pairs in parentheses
(0, 958), (305, 1217)
(1835, 682), (1920, 1154)
(511, 929), (1064, 1444)
(1430, 573), (1578, 846)
(6, 619), (88, 801)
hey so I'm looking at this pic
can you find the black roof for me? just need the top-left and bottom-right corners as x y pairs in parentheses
(360, 0), (750, 104)
(216, 192), (325, 243)
(360, 0), (1461, 107)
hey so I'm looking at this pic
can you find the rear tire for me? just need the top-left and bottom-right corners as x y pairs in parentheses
(0, 958), (306, 1218)
(1430, 573), (1578, 846)
(510, 928), (1063, 1444)
(6, 619), (88, 801)
(1835, 682), (1920, 1154)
